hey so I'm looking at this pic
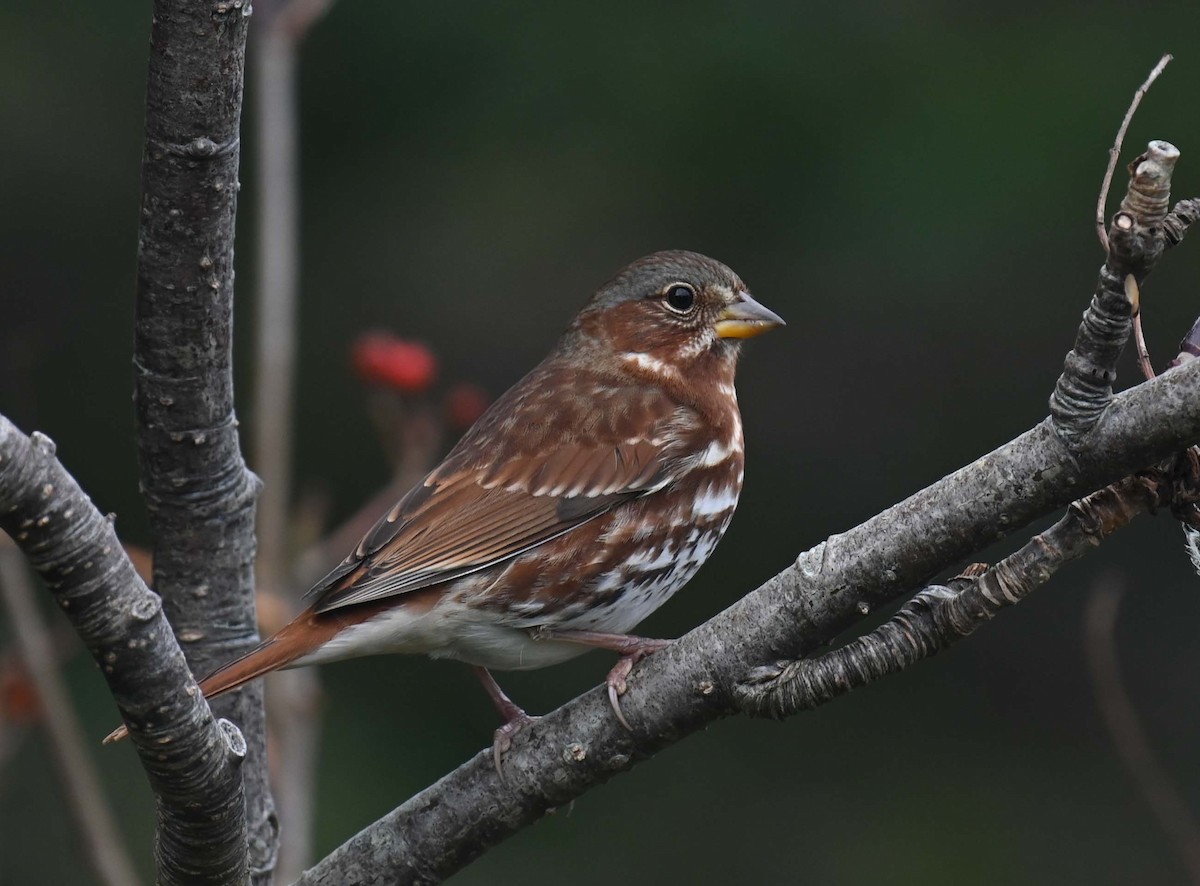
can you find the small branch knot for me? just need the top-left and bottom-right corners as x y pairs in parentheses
(163, 135), (241, 160)
(1163, 198), (1200, 250)
(219, 718), (248, 762)
(1167, 450), (1200, 528)
(212, 0), (252, 23)
(733, 583), (968, 720)
(1052, 139), (1185, 445)
(1121, 140), (1178, 227)
(30, 431), (57, 456)
(130, 593), (161, 622)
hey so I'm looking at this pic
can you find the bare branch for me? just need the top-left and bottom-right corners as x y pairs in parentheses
(249, 2), (339, 875)
(1127, 275), (1158, 381)
(1133, 196), (1200, 381)
(267, 669), (322, 882)
(251, 18), (300, 635)
(0, 418), (249, 886)
(1053, 141), (1180, 445)
(734, 474), (1160, 717)
(0, 549), (141, 886)
(1163, 198), (1200, 250)
(1134, 315), (1156, 381)
(1095, 54), (1171, 252)
(260, 0), (337, 41)
(1085, 577), (1200, 882)
(131, 0), (275, 878)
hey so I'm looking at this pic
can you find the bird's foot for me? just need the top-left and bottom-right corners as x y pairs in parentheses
(473, 666), (541, 778)
(536, 630), (672, 730)
(604, 640), (671, 729)
(492, 709), (541, 779)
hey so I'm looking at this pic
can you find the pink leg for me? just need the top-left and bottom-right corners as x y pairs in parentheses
(473, 666), (538, 777)
(538, 630), (672, 729)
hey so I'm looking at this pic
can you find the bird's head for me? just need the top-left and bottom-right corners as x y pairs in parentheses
(562, 250), (784, 380)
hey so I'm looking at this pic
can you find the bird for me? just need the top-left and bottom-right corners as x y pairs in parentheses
(106, 250), (783, 767)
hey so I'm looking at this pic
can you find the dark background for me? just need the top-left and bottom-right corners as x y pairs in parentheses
(3, 3), (1200, 883)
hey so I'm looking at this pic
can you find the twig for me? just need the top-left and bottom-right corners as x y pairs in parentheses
(267, 668), (322, 882)
(0, 644), (33, 780)
(1052, 140), (1180, 446)
(0, 710), (22, 790)
(1134, 314), (1157, 380)
(1130, 195), (1200, 384)
(1096, 54), (1172, 252)
(1131, 276), (1157, 381)
(252, 8), (301, 645)
(251, 0), (337, 877)
(0, 418), (249, 886)
(1163, 198), (1200, 250)
(1173, 315), (1200, 370)
(1085, 577), (1200, 883)
(734, 475), (1160, 717)
(0, 550), (141, 886)
(274, 0), (337, 40)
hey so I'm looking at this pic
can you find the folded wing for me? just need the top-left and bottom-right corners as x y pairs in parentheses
(306, 406), (686, 612)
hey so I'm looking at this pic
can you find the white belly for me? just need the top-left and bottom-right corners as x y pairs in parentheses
(290, 588), (594, 672)
(289, 548), (707, 672)
(291, 483), (737, 672)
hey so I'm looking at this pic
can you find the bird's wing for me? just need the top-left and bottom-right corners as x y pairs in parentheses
(306, 398), (690, 613)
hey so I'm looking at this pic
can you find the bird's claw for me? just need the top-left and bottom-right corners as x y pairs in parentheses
(492, 712), (540, 780)
(607, 659), (635, 730)
(605, 640), (670, 731)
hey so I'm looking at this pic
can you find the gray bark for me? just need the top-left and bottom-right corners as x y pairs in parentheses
(735, 473), (1166, 716)
(132, 0), (276, 880)
(0, 420), (250, 885)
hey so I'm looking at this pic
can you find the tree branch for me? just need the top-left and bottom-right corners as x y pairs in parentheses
(733, 313), (1200, 717)
(131, 0), (275, 880)
(1095, 54), (1172, 252)
(734, 472), (1163, 717)
(1163, 198), (1200, 250)
(1085, 577), (1200, 882)
(0, 548), (140, 886)
(251, 0), (337, 877)
(1052, 140), (1180, 445)
(0, 419), (249, 885)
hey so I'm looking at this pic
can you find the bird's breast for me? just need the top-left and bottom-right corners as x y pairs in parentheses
(462, 423), (745, 641)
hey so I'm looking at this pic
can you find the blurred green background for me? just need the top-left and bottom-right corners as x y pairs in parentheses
(4, 2), (1200, 883)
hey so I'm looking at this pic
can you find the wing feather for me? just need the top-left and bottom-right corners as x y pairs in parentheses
(306, 422), (689, 613)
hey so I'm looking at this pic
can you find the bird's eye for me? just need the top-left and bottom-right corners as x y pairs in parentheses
(663, 283), (696, 314)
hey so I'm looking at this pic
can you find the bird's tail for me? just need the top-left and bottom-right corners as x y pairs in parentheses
(102, 607), (331, 744)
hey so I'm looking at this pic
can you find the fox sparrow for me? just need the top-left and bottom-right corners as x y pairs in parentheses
(106, 250), (783, 764)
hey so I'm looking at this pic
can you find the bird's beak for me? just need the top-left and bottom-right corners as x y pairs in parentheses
(714, 292), (786, 339)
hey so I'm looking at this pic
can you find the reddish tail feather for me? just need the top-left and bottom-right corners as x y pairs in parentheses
(102, 607), (335, 744)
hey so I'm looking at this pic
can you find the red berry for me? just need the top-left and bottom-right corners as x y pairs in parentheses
(0, 663), (39, 724)
(352, 332), (438, 394)
(445, 383), (490, 430)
